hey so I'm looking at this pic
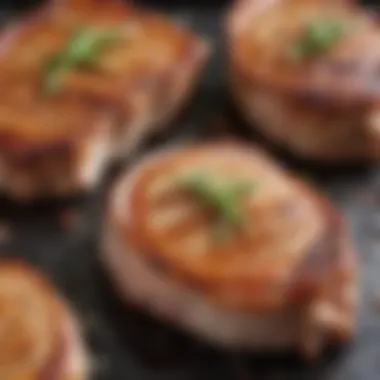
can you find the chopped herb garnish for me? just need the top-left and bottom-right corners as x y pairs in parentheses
(288, 18), (348, 61)
(43, 27), (124, 95)
(179, 172), (254, 241)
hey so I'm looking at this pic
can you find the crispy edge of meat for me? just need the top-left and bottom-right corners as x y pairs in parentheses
(0, 1), (210, 200)
(226, 0), (376, 105)
(229, 70), (380, 161)
(226, 0), (380, 161)
(0, 260), (89, 379)
(100, 143), (357, 357)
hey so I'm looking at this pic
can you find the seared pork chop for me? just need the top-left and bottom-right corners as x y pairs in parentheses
(228, 0), (380, 162)
(0, 260), (88, 379)
(102, 142), (357, 358)
(0, 0), (209, 200)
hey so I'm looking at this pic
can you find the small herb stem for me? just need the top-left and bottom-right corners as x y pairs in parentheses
(43, 27), (124, 95)
(179, 172), (254, 240)
(288, 18), (349, 61)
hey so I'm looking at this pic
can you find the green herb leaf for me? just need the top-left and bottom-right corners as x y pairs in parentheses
(43, 27), (124, 95)
(288, 18), (348, 61)
(179, 172), (255, 241)
(65, 27), (123, 64)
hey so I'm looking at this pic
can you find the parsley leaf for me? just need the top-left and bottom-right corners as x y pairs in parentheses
(288, 18), (348, 61)
(43, 27), (123, 95)
(179, 172), (255, 241)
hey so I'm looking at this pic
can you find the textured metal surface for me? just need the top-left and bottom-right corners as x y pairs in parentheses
(0, 1), (379, 379)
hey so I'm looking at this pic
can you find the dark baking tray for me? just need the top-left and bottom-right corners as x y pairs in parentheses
(0, 0), (380, 379)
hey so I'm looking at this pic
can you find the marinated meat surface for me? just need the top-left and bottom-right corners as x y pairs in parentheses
(102, 142), (357, 357)
(0, 0), (209, 200)
(228, 0), (380, 161)
(0, 261), (88, 379)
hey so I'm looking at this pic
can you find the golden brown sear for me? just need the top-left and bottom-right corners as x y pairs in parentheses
(228, 0), (380, 161)
(0, 0), (209, 200)
(0, 260), (88, 380)
(0, 0), (206, 106)
(102, 142), (357, 357)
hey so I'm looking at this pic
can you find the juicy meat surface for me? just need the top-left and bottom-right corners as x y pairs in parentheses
(0, 260), (88, 380)
(0, 0), (209, 200)
(227, 0), (380, 161)
(102, 142), (357, 357)
(0, 0), (207, 109)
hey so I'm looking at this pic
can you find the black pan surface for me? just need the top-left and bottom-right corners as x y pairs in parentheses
(0, 0), (379, 379)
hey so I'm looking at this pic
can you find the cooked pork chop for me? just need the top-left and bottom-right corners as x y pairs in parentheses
(102, 142), (357, 358)
(227, 0), (380, 162)
(0, 0), (209, 200)
(0, 260), (88, 379)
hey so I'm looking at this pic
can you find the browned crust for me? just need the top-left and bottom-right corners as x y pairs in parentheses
(226, 0), (380, 107)
(229, 69), (380, 162)
(0, 109), (110, 159)
(0, 260), (78, 379)
(108, 141), (356, 312)
(287, 189), (356, 327)
(0, 0), (209, 158)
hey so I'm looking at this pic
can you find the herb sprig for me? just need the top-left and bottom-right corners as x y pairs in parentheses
(288, 18), (348, 61)
(43, 27), (124, 95)
(179, 172), (254, 240)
